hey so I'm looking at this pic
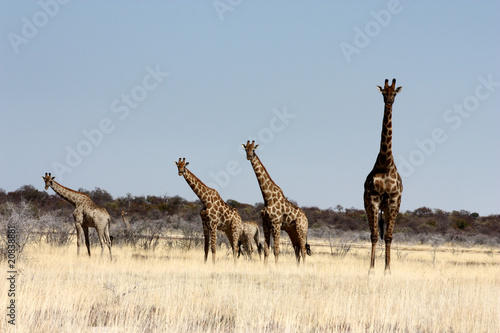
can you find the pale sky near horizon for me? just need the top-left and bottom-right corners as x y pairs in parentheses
(1, 1), (499, 216)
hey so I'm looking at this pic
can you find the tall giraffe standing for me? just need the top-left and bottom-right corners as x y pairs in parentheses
(364, 79), (403, 273)
(42, 173), (113, 260)
(175, 158), (243, 263)
(242, 141), (310, 264)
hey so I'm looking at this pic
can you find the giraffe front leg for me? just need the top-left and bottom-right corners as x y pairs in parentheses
(365, 195), (380, 272)
(384, 198), (401, 273)
(73, 210), (84, 256)
(75, 223), (83, 256)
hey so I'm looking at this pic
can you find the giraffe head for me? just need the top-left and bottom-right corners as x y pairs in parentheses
(241, 140), (259, 160)
(121, 210), (127, 217)
(42, 173), (55, 190)
(377, 79), (402, 105)
(175, 158), (189, 176)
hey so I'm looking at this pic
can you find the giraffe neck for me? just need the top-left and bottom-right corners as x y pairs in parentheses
(50, 181), (89, 207)
(183, 169), (220, 205)
(250, 155), (282, 205)
(375, 103), (395, 169)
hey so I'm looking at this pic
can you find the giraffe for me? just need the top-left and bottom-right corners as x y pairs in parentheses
(175, 158), (243, 264)
(237, 220), (263, 260)
(242, 140), (311, 264)
(120, 210), (135, 243)
(363, 78), (403, 273)
(121, 210), (131, 229)
(42, 173), (113, 260)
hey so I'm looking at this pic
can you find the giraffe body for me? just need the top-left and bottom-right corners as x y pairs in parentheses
(363, 79), (403, 273)
(242, 141), (310, 264)
(175, 158), (242, 264)
(238, 221), (263, 260)
(42, 173), (112, 260)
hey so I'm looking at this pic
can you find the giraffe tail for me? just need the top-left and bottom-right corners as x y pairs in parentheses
(305, 243), (312, 256)
(378, 211), (385, 240)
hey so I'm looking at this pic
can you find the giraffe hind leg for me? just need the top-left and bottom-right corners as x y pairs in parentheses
(82, 226), (91, 257)
(272, 226), (281, 264)
(105, 221), (112, 261)
(210, 227), (217, 264)
(262, 224), (271, 265)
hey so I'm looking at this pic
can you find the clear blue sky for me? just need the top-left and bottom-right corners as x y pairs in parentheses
(1, 1), (499, 215)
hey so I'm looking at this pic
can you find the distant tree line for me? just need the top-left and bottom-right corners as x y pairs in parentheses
(1, 185), (499, 252)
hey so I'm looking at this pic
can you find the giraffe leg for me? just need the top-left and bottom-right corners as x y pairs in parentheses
(202, 223), (209, 263)
(75, 223), (84, 256)
(247, 240), (254, 260)
(263, 223), (271, 265)
(230, 220), (241, 263)
(296, 216), (308, 265)
(210, 226), (217, 264)
(272, 226), (281, 264)
(384, 196), (401, 273)
(287, 229), (301, 264)
(73, 210), (84, 256)
(97, 229), (105, 257)
(104, 220), (112, 261)
(82, 226), (91, 257)
(254, 232), (262, 260)
(228, 230), (238, 264)
(365, 195), (380, 272)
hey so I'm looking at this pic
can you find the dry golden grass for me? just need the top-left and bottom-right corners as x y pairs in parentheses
(2, 240), (499, 333)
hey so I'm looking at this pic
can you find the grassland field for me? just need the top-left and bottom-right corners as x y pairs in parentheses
(1, 238), (499, 333)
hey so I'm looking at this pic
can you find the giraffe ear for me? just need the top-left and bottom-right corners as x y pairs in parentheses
(254, 144), (259, 149)
(241, 144), (246, 149)
(376, 86), (383, 92)
(185, 162), (189, 166)
(395, 86), (402, 94)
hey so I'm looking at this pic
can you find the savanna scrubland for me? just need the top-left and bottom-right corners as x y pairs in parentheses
(1, 186), (499, 332)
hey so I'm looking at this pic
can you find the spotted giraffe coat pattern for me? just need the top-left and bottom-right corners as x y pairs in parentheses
(175, 158), (243, 263)
(363, 79), (403, 272)
(42, 173), (112, 259)
(242, 141), (310, 264)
